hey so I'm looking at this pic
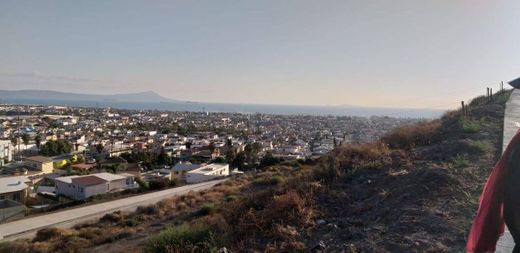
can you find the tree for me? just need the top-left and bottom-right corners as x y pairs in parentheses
(157, 148), (172, 165)
(208, 142), (216, 154)
(10, 137), (18, 147)
(39, 140), (73, 156)
(22, 133), (30, 146)
(244, 143), (253, 165)
(232, 151), (246, 170)
(105, 163), (124, 174)
(214, 156), (226, 163)
(260, 152), (280, 168)
(35, 135), (42, 149)
(96, 143), (104, 154)
(252, 142), (263, 164)
(226, 138), (233, 147)
(226, 147), (236, 164)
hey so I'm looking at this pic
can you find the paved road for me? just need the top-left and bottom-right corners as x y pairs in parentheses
(0, 179), (226, 241)
(496, 89), (520, 252)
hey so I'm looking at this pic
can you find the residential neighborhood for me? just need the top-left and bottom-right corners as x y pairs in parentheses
(0, 103), (419, 222)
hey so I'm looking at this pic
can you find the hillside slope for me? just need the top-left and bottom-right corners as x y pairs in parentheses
(0, 90), (511, 253)
(311, 90), (510, 252)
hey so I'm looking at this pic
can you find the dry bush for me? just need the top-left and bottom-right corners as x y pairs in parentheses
(312, 142), (392, 182)
(382, 120), (442, 149)
(267, 190), (313, 226)
(201, 190), (224, 202)
(214, 176), (316, 251)
(33, 227), (69, 242)
(144, 223), (216, 253)
(77, 226), (136, 245)
(100, 210), (124, 223)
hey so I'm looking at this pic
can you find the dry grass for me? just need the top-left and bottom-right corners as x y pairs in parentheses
(382, 120), (442, 149)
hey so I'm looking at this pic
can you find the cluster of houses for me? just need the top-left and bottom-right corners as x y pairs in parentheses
(0, 157), (230, 220)
(0, 104), (419, 221)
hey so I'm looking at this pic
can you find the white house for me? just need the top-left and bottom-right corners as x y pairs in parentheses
(0, 176), (30, 203)
(55, 173), (135, 200)
(0, 140), (13, 165)
(186, 163), (229, 184)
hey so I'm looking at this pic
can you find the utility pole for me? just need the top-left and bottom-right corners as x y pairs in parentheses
(17, 115), (21, 161)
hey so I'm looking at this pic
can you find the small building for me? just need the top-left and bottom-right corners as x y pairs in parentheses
(24, 156), (54, 174)
(171, 162), (203, 181)
(186, 163), (229, 184)
(0, 176), (31, 203)
(0, 140), (13, 166)
(172, 162), (203, 173)
(71, 163), (97, 173)
(55, 173), (136, 200)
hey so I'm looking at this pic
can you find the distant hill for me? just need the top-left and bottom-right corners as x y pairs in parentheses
(0, 89), (178, 103)
(0, 89), (444, 118)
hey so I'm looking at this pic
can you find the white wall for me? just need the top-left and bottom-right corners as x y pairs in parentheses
(84, 183), (108, 199)
(186, 165), (229, 184)
(56, 181), (108, 200)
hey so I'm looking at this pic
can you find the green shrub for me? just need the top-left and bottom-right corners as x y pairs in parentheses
(270, 176), (284, 185)
(460, 119), (481, 133)
(466, 140), (493, 155)
(144, 224), (216, 253)
(149, 179), (169, 190)
(135, 176), (148, 190)
(451, 154), (469, 168)
(225, 194), (238, 202)
(123, 218), (141, 227)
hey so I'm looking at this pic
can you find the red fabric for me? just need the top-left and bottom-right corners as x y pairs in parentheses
(467, 129), (520, 253)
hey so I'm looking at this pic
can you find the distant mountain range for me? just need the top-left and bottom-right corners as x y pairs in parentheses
(0, 89), (178, 103)
(0, 89), (444, 118)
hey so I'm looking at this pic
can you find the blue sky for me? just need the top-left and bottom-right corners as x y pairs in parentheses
(1, 0), (520, 108)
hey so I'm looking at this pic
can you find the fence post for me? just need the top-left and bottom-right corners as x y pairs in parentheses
(502, 81), (504, 92)
(490, 88), (493, 101)
(461, 101), (465, 116)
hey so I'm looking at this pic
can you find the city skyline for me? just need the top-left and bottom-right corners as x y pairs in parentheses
(1, 1), (520, 109)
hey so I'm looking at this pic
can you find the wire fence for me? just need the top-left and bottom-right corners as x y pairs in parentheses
(377, 82), (507, 118)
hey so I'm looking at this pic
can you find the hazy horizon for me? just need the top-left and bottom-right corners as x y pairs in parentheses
(2, 1), (520, 109)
